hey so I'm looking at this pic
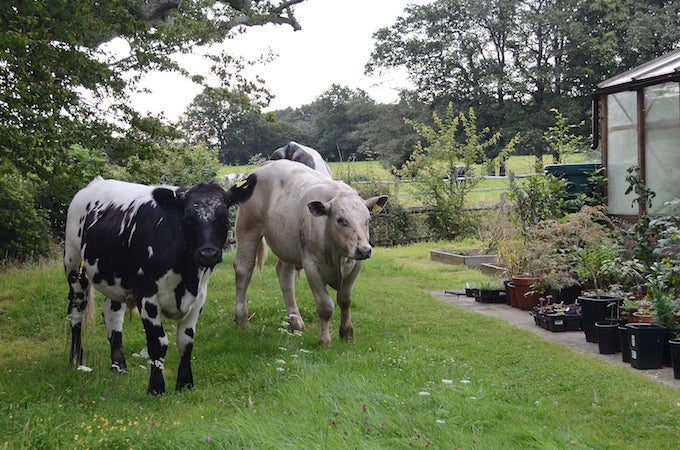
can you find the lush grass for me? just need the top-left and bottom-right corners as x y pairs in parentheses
(2, 242), (677, 448)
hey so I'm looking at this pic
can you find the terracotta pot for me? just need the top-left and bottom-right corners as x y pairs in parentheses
(632, 311), (653, 323)
(507, 282), (519, 308)
(511, 275), (540, 311)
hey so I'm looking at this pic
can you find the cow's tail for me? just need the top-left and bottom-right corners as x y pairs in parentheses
(255, 237), (267, 277)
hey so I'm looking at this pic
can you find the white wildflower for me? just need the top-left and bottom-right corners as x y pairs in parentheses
(441, 379), (453, 385)
(418, 391), (431, 396)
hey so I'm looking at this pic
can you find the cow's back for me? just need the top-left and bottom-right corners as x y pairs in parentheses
(64, 177), (181, 301)
(66, 178), (165, 240)
(239, 160), (351, 265)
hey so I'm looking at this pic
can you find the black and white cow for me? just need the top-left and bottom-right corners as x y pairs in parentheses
(269, 141), (332, 178)
(64, 175), (256, 395)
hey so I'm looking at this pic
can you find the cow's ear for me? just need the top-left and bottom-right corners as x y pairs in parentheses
(308, 201), (330, 217)
(225, 173), (257, 207)
(152, 187), (180, 210)
(365, 195), (388, 214)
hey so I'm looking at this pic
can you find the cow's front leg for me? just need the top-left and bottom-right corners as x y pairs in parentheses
(175, 296), (206, 391)
(276, 260), (305, 332)
(304, 268), (334, 345)
(233, 235), (261, 327)
(102, 298), (128, 374)
(337, 262), (362, 342)
(66, 265), (90, 367)
(337, 285), (354, 342)
(139, 297), (168, 395)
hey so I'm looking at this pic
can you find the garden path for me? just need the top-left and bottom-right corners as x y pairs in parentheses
(433, 291), (680, 389)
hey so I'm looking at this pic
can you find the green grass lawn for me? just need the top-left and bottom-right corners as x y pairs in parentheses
(1, 242), (678, 448)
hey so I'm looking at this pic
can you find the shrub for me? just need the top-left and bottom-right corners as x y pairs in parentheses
(507, 173), (569, 231)
(116, 144), (220, 186)
(348, 173), (430, 246)
(398, 105), (512, 240)
(0, 173), (51, 261)
(33, 145), (109, 238)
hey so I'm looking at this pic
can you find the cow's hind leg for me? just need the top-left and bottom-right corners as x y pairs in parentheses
(102, 298), (128, 374)
(65, 262), (90, 367)
(139, 296), (168, 395)
(276, 260), (305, 332)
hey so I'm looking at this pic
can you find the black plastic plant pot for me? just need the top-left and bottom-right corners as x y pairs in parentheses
(628, 323), (668, 370)
(578, 296), (623, 343)
(595, 319), (626, 354)
(669, 339), (680, 379)
(619, 324), (632, 363)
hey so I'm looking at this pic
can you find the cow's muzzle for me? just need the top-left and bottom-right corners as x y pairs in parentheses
(353, 245), (372, 260)
(196, 246), (222, 267)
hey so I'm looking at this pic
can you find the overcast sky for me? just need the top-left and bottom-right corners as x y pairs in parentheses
(129, 0), (427, 121)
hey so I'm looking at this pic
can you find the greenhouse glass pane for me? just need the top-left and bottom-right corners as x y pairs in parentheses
(644, 82), (680, 215)
(606, 91), (638, 215)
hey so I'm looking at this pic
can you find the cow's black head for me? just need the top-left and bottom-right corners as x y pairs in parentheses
(152, 175), (257, 268)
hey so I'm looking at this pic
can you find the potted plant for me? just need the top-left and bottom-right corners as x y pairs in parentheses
(497, 238), (530, 308)
(532, 295), (582, 332)
(647, 262), (680, 369)
(594, 302), (627, 355)
(471, 279), (506, 304)
(538, 269), (581, 304)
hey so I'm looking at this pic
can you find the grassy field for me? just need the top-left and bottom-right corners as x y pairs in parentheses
(1, 242), (679, 448)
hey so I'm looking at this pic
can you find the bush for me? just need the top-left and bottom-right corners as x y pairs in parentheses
(507, 173), (569, 231)
(33, 145), (109, 238)
(0, 173), (51, 261)
(348, 175), (432, 246)
(115, 144), (221, 186)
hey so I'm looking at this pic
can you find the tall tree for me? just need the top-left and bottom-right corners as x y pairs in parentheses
(367, 0), (680, 158)
(0, 0), (308, 258)
(1, 0), (306, 179)
(181, 87), (310, 164)
(309, 84), (373, 161)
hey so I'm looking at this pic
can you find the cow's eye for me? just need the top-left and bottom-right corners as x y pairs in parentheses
(184, 209), (199, 223)
(336, 216), (349, 227)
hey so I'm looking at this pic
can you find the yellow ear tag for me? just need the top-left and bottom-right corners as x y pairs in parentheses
(77, 261), (85, 277)
(235, 180), (248, 189)
(372, 204), (382, 213)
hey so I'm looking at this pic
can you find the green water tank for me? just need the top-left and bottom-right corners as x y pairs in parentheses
(544, 162), (601, 195)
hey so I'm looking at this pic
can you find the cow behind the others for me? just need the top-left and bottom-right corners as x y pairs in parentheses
(232, 160), (387, 345)
(64, 176), (256, 395)
(269, 141), (332, 178)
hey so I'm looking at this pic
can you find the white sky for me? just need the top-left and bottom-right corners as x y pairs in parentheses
(129, 0), (427, 121)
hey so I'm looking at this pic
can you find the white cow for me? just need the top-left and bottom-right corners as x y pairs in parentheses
(233, 160), (388, 345)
